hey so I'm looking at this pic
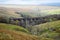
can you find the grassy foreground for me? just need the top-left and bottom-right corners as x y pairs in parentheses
(0, 20), (60, 40)
(0, 23), (40, 40)
(0, 29), (40, 40)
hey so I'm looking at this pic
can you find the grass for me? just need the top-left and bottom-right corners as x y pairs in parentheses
(30, 20), (60, 40)
(0, 23), (29, 33)
(0, 29), (40, 40)
(0, 20), (60, 40)
(0, 23), (40, 40)
(35, 20), (60, 32)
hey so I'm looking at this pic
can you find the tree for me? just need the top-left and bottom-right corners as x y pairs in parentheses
(15, 20), (19, 25)
(0, 16), (10, 23)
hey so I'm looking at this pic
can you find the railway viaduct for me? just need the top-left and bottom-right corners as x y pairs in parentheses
(10, 17), (46, 28)
(10, 14), (60, 28)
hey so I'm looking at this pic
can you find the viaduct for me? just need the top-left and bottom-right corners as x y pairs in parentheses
(10, 17), (47, 28)
(10, 14), (60, 28)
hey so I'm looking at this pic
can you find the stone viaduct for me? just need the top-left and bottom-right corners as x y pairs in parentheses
(8, 14), (60, 28)
(10, 17), (46, 28)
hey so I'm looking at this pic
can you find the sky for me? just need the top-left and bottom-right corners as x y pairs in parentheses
(0, 0), (60, 5)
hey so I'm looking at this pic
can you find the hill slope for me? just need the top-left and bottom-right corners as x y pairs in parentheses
(0, 29), (40, 40)
(29, 20), (60, 40)
(0, 23), (40, 40)
(0, 23), (29, 33)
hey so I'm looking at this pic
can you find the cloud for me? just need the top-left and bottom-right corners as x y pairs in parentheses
(0, 0), (39, 5)
(0, 0), (60, 5)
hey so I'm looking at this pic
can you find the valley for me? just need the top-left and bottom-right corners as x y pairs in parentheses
(0, 5), (60, 40)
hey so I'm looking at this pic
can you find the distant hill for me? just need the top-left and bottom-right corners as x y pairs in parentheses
(0, 7), (22, 18)
(0, 5), (60, 17)
(43, 3), (60, 6)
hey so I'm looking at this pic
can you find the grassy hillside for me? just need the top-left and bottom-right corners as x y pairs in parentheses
(29, 20), (60, 40)
(39, 20), (60, 40)
(0, 29), (41, 40)
(34, 20), (60, 32)
(0, 23), (29, 33)
(0, 29), (40, 40)
(0, 23), (41, 40)
(0, 21), (60, 40)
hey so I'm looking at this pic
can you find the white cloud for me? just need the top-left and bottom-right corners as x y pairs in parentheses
(2, 0), (39, 5)
(0, 0), (60, 5)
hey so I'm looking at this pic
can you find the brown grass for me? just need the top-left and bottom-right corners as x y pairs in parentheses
(0, 29), (40, 40)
